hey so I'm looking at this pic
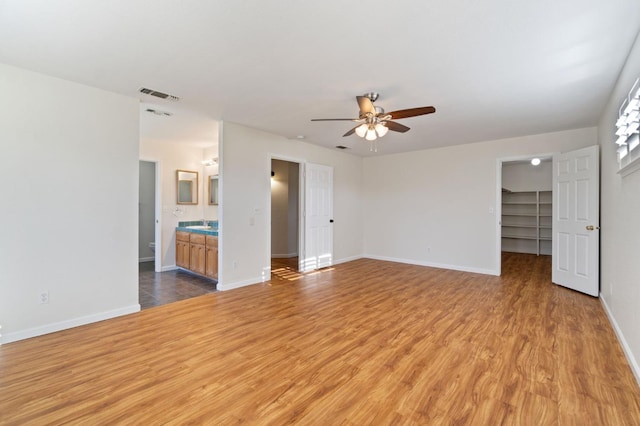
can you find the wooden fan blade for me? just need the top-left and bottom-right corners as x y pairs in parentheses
(386, 106), (436, 120)
(343, 126), (358, 137)
(311, 118), (359, 121)
(385, 121), (411, 133)
(356, 96), (375, 114)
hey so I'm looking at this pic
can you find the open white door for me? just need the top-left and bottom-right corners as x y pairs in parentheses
(302, 163), (333, 272)
(552, 145), (599, 296)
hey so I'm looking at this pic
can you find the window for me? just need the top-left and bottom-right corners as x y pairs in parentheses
(615, 78), (640, 173)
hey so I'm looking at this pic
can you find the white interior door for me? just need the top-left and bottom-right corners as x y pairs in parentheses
(302, 163), (333, 272)
(552, 145), (599, 296)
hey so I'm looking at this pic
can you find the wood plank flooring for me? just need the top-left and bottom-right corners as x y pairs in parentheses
(1, 253), (639, 424)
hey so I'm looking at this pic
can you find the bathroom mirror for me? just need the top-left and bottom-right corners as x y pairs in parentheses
(208, 175), (219, 205)
(176, 170), (198, 205)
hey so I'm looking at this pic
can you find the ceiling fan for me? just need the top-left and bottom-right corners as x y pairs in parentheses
(311, 92), (436, 149)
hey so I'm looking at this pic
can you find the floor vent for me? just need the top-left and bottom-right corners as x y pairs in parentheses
(139, 87), (180, 102)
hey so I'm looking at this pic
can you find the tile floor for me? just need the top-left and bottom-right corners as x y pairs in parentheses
(138, 257), (300, 309)
(138, 262), (217, 309)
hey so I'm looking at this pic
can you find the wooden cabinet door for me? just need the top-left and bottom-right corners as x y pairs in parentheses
(190, 243), (206, 275)
(205, 235), (218, 279)
(205, 245), (218, 279)
(176, 240), (190, 268)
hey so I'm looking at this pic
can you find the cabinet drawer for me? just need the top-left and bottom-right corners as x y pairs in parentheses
(190, 233), (206, 245)
(176, 231), (190, 242)
(206, 235), (218, 247)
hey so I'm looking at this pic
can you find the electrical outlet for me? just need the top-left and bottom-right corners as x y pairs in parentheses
(233, 261), (238, 269)
(39, 291), (49, 304)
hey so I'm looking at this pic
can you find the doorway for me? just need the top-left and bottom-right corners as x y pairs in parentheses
(496, 147), (600, 297)
(497, 154), (553, 276)
(139, 160), (159, 269)
(270, 159), (300, 277)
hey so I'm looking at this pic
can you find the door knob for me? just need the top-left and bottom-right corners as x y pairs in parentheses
(586, 225), (600, 231)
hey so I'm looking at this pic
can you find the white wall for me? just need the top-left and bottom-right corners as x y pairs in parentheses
(140, 139), (215, 271)
(362, 128), (596, 275)
(0, 63), (140, 343)
(502, 161), (552, 192)
(219, 122), (363, 290)
(598, 30), (640, 383)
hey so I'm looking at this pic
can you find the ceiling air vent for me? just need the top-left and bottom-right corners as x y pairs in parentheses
(335, 145), (349, 150)
(138, 87), (180, 102)
(145, 108), (172, 117)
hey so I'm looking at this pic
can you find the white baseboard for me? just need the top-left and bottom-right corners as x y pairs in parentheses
(216, 254), (493, 291)
(1, 304), (141, 345)
(161, 265), (178, 272)
(333, 255), (364, 265)
(219, 256), (364, 290)
(138, 257), (154, 263)
(217, 276), (264, 291)
(600, 294), (640, 387)
(363, 254), (498, 276)
(271, 253), (298, 259)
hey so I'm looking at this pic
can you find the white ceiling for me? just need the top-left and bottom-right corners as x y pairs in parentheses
(1, 0), (639, 156)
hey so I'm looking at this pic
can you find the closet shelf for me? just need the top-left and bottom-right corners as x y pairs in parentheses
(502, 235), (537, 240)
(501, 190), (552, 256)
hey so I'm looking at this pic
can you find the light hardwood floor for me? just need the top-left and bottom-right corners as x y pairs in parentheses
(1, 253), (639, 424)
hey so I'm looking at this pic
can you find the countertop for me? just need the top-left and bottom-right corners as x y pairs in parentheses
(175, 226), (219, 236)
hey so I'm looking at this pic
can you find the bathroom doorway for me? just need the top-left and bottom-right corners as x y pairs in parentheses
(139, 160), (160, 271)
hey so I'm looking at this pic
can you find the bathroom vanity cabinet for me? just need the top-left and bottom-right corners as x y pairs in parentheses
(205, 235), (218, 279)
(189, 233), (206, 275)
(176, 231), (190, 269)
(175, 231), (218, 280)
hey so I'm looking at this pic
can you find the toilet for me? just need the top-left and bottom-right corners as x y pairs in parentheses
(148, 242), (156, 253)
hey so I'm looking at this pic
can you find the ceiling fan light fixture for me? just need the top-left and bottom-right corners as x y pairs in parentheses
(310, 93), (436, 151)
(355, 123), (368, 137)
(375, 123), (389, 137)
(365, 128), (377, 141)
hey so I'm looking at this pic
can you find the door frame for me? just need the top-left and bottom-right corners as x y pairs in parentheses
(268, 154), (304, 272)
(495, 152), (556, 275)
(140, 157), (162, 272)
